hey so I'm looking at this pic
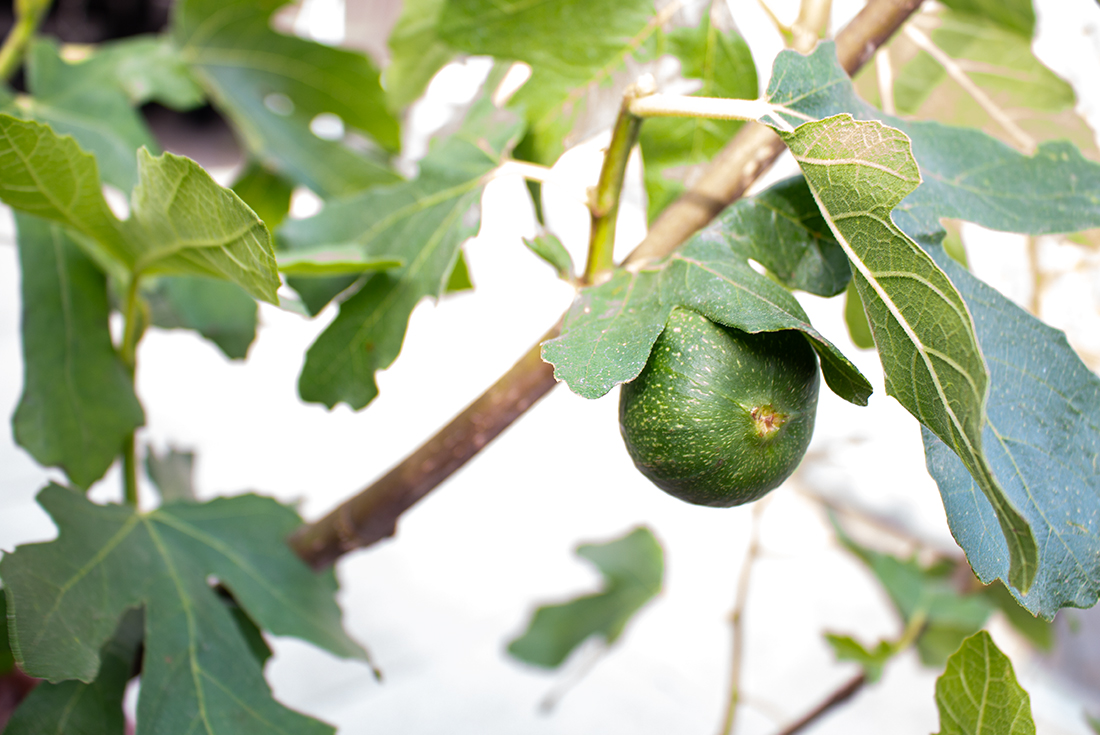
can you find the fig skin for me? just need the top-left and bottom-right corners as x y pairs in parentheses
(619, 307), (820, 507)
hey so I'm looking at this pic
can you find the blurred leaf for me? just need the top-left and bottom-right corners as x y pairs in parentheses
(508, 527), (663, 668)
(980, 583), (1052, 651)
(523, 232), (574, 281)
(941, 220), (968, 268)
(835, 519), (993, 667)
(145, 446), (197, 503)
(640, 10), (757, 219)
(444, 249), (474, 294)
(0, 115), (282, 302)
(892, 8), (1091, 156)
(1, 485), (367, 732)
(284, 102), (523, 409)
(542, 269), (671, 400)
(81, 34), (206, 110)
(440, 0), (656, 163)
(937, 0), (1034, 37)
(12, 215), (144, 489)
(824, 633), (894, 683)
(935, 631), (1035, 735)
(844, 280), (875, 349)
(277, 247), (403, 277)
(173, 0), (400, 197)
(1087, 712), (1100, 734)
(232, 162), (295, 229)
(385, 0), (455, 109)
(3, 608), (142, 735)
(14, 38), (158, 192)
(146, 276), (258, 360)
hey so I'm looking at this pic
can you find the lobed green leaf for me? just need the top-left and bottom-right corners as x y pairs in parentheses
(508, 527), (663, 668)
(283, 101), (523, 409)
(1, 485), (368, 734)
(145, 276), (259, 360)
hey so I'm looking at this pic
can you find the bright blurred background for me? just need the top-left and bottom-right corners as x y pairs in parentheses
(2, 0), (1100, 732)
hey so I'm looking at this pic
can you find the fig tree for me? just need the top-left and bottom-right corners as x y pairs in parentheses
(619, 307), (820, 507)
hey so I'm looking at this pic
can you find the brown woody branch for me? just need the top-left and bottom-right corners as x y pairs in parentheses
(289, 0), (926, 569)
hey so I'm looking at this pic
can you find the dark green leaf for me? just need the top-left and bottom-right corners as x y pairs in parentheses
(3, 609), (142, 735)
(286, 102), (523, 409)
(835, 520), (993, 667)
(523, 233), (574, 281)
(541, 269), (671, 400)
(215, 586), (274, 666)
(824, 634), (894, 683)
(232, 162), (295, 230)
(385, 0), (455, 109)
(659, 237), (871, 406)
(705, 175), (850, 297)
(844, 280), (875, 349)
(146, 276), (258, 360)
(284, 275), (359, 317)
(541, 175), (871, 405)
(639, 11), (757, 219)
(922, 246), (1100, 619)
(935, 631), (1035, 735)
(145, 446), (197, 503)
(0, 588), (13, 674)
(173, 0), (400, 197)
(11, 215), (144, 489)
(440, 0), (656, 164)
(1, 484), (367, 733)
(508, 527), (663, 668)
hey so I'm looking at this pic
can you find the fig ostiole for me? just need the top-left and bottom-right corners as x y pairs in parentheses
(618, 307), (820, 507)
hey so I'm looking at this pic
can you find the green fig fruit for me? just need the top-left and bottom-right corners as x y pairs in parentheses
(619, 307), (820, 507)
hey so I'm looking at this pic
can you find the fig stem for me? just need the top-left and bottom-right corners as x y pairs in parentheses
(289, 0), (928, 570)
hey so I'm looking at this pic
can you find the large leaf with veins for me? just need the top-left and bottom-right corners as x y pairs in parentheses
(1, 485), (367, 734)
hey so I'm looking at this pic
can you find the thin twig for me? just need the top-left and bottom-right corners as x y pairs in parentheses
(290, 0), (929, 569)
(0, 0), (52, 82)
(717, 500), (768, 735)
(772, 672), (867, 735)
(903, 25), (1036, 153)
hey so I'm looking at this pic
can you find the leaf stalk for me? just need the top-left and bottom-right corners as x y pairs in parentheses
(584, 80), (651, 284)
(119, 276), (143, 507)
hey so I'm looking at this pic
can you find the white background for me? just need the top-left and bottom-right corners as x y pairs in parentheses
(2, 0), (1100, 732)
